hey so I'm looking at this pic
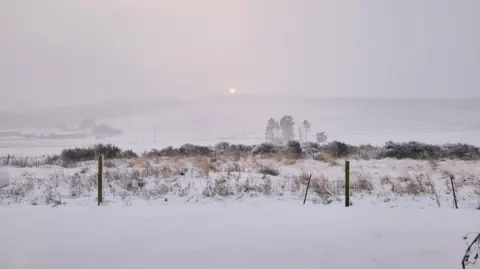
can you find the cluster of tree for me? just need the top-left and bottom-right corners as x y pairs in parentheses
(265, 116), (327, 145)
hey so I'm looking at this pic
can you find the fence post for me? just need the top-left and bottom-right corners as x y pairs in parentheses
(449, 174), (458, 209)
(345, 160), (350, 207)
(6, 155), (10, 165)
(303, 174), (312, 205)
(97, 155), (103, 205)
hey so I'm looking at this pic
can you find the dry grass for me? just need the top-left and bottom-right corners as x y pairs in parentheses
(413, 173), (427, 193)
(282, 157), (297, 165)
(455, 175), (475, 189)
(380, 176), (392, 187)
(275, 151), (301, 163)
(389, 173), (433, 196)
(258, 166), (279, 176)
(133, 158), (150, 169)
(194, 157), (216, 177)
(442, 170), (462, 193)
(4, 153), (479, 206)
(473, 177), (480, 197)
(223, 162), (245, 173)
(202, 177), (234, 197)
(351, 171), (374, 192)
(311, 174), (334, 200)
(405, 180), (422, 196)
(320, 153), (339, 166)
(297, 172), (312, 185)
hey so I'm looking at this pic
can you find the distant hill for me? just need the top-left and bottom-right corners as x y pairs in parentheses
(0, 97), (186, 129)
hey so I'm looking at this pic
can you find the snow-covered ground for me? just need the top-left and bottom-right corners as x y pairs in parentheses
(1, 156), (479, 208)
(1, 154), (480, 268)
(1, 203), (479, 269)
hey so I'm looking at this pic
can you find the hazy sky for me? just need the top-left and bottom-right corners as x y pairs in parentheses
(1, 1), (479, 108)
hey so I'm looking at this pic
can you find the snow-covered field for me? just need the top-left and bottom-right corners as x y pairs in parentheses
(1, 156), (479, 208)
(1, 203), (479, 269)
(0, 157), (480, 208)
(2, 151), (480, 268)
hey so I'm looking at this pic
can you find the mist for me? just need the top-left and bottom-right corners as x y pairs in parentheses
(1, 0), (479, 111)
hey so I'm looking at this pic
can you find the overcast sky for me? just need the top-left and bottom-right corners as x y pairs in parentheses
(1, 0), (479, 108)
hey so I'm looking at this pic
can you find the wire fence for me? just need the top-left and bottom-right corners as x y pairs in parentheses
(0, 155), (54, 167)
(0, 154), (132, 168)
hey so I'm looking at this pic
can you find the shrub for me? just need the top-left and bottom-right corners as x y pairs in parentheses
(378, 141), (480, 160)
(380, 141), (442, 159)
(144, 144), (213, 157)
(60, 144), (135, 162)
(302, 142), (321, 157)
(251, 143), (278, 157)
(122, 150), (138, 159)
(202, 178), (234, 197)
(143, 146), (173, 157)
(179, 144), (212, 156)
(286, 141), (302, 158)
(213, 142), (254, 160)
(356, 144), (378, 160)
(322, 141), (352, 158)
(442, 143), (480, 160)
(311, 174), (335, 202)
(215, 142), (231, 152)
(228, 144), (254, 153)
(258, 166), (279, 176)
(44, 155), (60, 165)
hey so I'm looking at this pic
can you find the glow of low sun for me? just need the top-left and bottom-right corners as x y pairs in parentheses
(229, 88), (237, 94)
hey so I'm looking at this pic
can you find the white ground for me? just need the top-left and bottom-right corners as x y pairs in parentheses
(1, 156), (480, 269)
(1, 203), (479, 269)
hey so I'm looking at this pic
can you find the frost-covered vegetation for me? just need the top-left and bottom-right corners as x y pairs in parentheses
(0, 141), (480, 207)
(2, 140), (480, 168)
(55, 140), (480, 164)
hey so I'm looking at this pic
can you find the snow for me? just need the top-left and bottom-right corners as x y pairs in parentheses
(0, 172), (8, 188)
(1, 134), (480, 268)
(1, 203), (478, 269)
(1, 157), (479, 209)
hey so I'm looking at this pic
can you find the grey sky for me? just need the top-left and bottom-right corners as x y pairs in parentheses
(1, 0), (479, 108)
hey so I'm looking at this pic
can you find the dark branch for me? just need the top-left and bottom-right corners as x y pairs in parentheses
(462, 233), (480, 269)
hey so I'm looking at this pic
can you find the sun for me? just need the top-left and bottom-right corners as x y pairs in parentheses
(229, 88), (237, 94)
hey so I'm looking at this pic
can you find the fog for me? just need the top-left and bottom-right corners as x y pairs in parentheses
(1, 0), (479, 111)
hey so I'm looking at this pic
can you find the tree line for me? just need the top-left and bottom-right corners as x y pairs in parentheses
(264, 116), (327, 145)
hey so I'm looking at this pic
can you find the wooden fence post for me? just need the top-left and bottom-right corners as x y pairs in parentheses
(303, 174), (312, 205)
(345, 160), (350, 207)
(97, 155), (103, 205)
(449, 174), (458, 209)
